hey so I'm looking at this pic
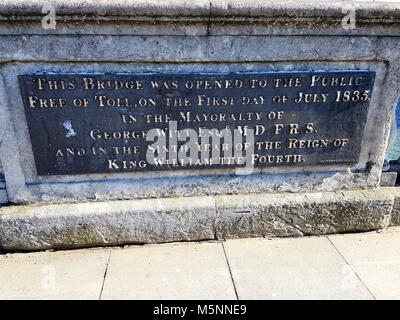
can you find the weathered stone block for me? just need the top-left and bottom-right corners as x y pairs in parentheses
(214, 189), (393, 239)
(0, 196), (217, 250)
(0, 189), (393, 251)
(389, 188), (400, 226)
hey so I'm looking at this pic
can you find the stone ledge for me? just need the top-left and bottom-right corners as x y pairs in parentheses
(0, 0), (398, 26)
(0, 188), (394, 251)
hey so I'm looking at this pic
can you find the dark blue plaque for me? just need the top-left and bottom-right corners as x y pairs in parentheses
(18, 70), (375, 175)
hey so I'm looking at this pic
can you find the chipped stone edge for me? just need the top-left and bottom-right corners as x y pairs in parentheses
(0, 188), (395, 251)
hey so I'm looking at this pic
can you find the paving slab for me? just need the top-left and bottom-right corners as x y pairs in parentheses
(223, 237), (373, 300)
(328, 227), (400, 300)
(0, 248), (110, 300)
(101, 242), (236, 300)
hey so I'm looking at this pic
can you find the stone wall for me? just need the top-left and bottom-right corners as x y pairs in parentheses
(0, 1), (399, 250)
(0, 1), (399, 205)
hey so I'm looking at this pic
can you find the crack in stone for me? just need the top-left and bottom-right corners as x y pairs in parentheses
(274, 212), (307, 236)
(99, 250), (111, 300)
(212, 196), (219, 240)
(222, 242), (239, 300)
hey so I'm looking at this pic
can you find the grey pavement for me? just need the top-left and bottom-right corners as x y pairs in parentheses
(1, 227), (400, 300)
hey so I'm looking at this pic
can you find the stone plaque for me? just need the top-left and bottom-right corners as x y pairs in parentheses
(18, 71), (375, 176)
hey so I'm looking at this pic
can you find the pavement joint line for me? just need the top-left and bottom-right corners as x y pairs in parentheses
(325, 236), (377, 300)
(99, 250), (112, 300)
(221, 242), (240, 300)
